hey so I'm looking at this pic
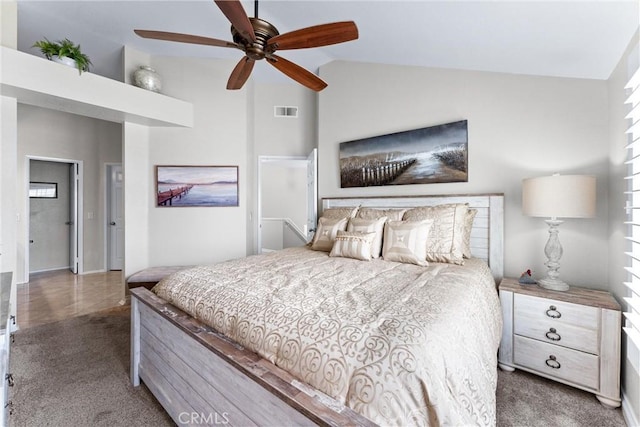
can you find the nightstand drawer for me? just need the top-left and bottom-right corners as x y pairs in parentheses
(514, 335), (599, 390)
(514, 293), (599, 330)
(514, 315), (599, 354)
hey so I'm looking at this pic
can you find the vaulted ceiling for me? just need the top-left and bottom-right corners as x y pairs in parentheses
(16, 1), (639, 84)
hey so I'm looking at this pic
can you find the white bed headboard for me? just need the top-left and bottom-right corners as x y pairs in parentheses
(322, 194), (504, 283)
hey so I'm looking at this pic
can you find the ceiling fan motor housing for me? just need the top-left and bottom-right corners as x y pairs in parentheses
(232, 18), (279, 60)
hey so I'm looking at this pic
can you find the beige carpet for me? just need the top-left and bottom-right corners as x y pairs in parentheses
(9, 306), (173, 427)
(9, 305), (628, 426)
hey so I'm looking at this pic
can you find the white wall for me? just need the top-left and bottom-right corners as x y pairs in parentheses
(122, 121), (149, 278)
(608, 29), (640, 427)
(318, 60), (609, 288)
(247, 83), (317, 254)
(17, 105), (122, 282)
(1, 0), (18, 322)
(137, 56), (249, 267)
(260, 161), (308, 250)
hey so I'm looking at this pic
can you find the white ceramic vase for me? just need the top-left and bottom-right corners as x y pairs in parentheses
(52, 55), (77, 69)
(132, 66), (162, 93)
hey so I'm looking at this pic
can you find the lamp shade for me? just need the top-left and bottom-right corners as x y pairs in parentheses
(522, 174), (596, 218)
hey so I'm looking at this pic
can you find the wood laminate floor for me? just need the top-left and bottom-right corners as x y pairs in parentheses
(17, 269), (124, 329)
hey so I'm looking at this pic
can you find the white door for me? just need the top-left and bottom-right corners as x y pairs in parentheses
(69, 163), (79, 274)
(108, 165), (124, 270)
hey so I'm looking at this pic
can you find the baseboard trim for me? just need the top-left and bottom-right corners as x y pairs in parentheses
(29, 266), (70, 274)
(80, 269), (107, 275)
(622, 390), (640, 427)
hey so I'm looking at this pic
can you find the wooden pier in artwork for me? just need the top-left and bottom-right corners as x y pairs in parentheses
(157, 185), (193, 206)
(341, 158), (417, 188)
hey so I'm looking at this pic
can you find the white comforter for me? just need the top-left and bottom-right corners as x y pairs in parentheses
(153, 247), (502, 426)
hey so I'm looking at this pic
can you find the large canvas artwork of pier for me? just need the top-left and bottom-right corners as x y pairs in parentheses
(339, 120), (468, 188)
(156, 166), (239, 207)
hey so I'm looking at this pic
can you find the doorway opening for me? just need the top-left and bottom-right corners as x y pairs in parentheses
(26, 157), (82, 278)
(257, 149), (317, 253)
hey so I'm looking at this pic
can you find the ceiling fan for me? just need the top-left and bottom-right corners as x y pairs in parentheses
(134, 0), (359, 91)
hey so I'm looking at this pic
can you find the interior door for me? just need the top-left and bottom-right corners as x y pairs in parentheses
(108, 165), (124, 270)
(306, 148), (318, 240)
(69, 163), (79, 274)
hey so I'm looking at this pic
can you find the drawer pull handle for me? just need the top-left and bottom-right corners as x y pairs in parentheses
(545, 328), (561, 341)
(545, 355), (561, 369)
(546, 306), (561, 319)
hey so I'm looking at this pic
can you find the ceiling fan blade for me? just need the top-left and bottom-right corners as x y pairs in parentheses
(134, 30), (239, 49)
(227, 57), (255, 90)
(267, 21), (358, 50)
(214, 0), (256, 43)
(267, 55), (327, 92)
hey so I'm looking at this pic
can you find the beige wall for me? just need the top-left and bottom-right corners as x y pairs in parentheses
(17, 105), (122, 282)
(318, 60), (609, 288)
(608, 29), (640, 427)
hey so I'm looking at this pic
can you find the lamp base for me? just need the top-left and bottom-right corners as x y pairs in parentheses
(538, 277), (570, 292)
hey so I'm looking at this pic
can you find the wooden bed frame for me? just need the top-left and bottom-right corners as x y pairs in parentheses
(130, 194), (504, 426)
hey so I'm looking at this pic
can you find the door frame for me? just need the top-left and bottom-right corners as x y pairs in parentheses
(257, 154), (314, 254)
(104, 162), (123, 270)
(24, 155), (84, 277)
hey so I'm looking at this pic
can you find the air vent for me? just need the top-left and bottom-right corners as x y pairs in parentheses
(274, 106), (298, 118)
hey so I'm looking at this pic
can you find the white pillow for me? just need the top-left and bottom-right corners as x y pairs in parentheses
(402, 203), (468, 265)
(382, 220), (433, 266)
(310, 217), (348, 252)
(462, 208), (477, 258)
(347, 217), (387, 258)
(329, 230), (377, 261)
(356, 208), (406, 222)
(321, 207), (359, 219)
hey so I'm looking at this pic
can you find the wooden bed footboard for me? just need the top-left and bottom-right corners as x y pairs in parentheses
(130, 287), (377, 427)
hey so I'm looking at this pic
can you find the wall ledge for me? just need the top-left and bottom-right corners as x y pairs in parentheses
(0, 47), (193, 127)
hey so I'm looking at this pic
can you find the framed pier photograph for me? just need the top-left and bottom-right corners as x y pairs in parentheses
(155, 165), (239, 207)
(339, 120), (468, 188)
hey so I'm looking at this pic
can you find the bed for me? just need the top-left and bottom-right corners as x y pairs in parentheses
(130, 194), (504, 426)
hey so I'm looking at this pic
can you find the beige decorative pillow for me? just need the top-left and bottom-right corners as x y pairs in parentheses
(310, 217), (348, 252)
(356, 208), (406, 222)
(347, 217), (387, 258)
(329, 230), (377, 261)
(382, 220), (433, 266)
(321, 207), (359, 219)
(402, 203), (468, 265)
(462, 208), (478, 259)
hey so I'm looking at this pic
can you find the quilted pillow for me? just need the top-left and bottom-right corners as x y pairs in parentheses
(321, 207), (359, 219)
(402, 203), (468, 265)
(356, 208), (406, 222)
(347, 217), (387, 258)
(462, 208), (478, 259)
(382, 220), (433, 266)
(329, 230), (377, 261)
(310, 217), (348, 252)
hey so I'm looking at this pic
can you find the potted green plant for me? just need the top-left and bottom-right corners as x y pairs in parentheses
(32, 38), (92, 74)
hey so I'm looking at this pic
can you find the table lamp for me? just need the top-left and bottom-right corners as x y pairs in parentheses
(522, 174), (596, 291)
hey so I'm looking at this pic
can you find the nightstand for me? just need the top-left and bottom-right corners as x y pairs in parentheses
(498, 278), (621, 408)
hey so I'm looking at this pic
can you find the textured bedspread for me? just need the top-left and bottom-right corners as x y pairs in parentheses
(153, 247), (502, 426)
